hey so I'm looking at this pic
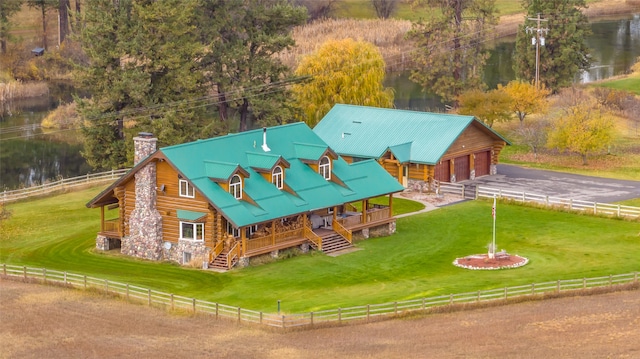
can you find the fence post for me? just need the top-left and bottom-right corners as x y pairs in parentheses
(504, 287), (508, 299)
(338, 307), (342, 324)
(422, 297), (426, 310)
(531, 283), (535, 295)
(126, 284), (130, 301)
(237, 307), (241, 324)
(557, 280), (561, 293)
(449, 294), (453, 305)
(545, 195), (549, 207)
(148, 289), (152, 306)
(3, 263), (6, 276)
(64, 272), (67, 285)
(310, 312), (314, 326)
(193, 298), (196, 313)
(521, 192), (525, 202)
(569, 199), (573, 210)
(609, 274), (613, 286)
(215, 303), (219, 319)
(171, 294), (174, 311)
(477, 290), (481, 302)
(84, 275), (87, 289)
(367, 305), (370, 322)
(42, 268), (46, 282)
(475, 186), (479, 199)
(583, 278), (586, 289)
(635, 272), (638, 283)
(617, 205), (621, 217)
(594, 203), (598, 214)
(394, 302), (398, 315)
(23, 266), (27, 279)
(105, 279), (108, 293)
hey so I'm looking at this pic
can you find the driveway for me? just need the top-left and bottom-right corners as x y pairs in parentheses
(464, 164), (640, 203)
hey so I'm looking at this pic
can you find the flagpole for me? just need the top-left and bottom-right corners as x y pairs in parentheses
(491, 195), (496, 259)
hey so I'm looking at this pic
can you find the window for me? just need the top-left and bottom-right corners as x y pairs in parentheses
(183, 252), (192, 264)
(245, 224), (258, 238)
(180, 222), (204, 241)
(229, 175), (242, 199)
(179, 179), (194, 198)
(272, 166), (283, 189)
(319, 156), (331, 180)
(226, 222), (240, 238)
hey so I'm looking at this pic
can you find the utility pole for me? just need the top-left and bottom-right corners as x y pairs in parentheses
(526, 14), (549, 89)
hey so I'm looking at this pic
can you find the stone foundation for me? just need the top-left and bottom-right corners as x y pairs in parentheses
(238, 256), (250, 267)
(300, 243), (310, 253)
(352, 220), (396, 241)
(490, 164), (497, 175)
(163, 240), (210, 265)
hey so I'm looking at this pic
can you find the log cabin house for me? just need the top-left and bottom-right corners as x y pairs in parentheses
(87, 123), (404, 271)
(313, 104), (511, 191)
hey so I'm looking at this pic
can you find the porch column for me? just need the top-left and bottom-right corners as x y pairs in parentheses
(272, 220), (276, 246)
(241, 227), (247, 256)
(389, 195), (393, 217)
(361, 199), (368, 224)
(332, 206), (337, 222)
(100, 206), (105, 232)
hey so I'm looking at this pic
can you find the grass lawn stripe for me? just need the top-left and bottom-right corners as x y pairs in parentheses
(1, 186), (638, 312)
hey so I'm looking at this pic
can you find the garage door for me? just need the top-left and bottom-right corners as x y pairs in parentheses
(454, 155), (470, 181)
(434, 160), (450, 182)
(474, 150), (491, 177)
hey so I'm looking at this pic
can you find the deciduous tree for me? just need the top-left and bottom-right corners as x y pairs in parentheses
(499, 80), (549, 126)
(407, 0), (497, 103)
(371, 0), (397, 19)
(292, 38), (394, 127)
(514, 0), (591, 92)
(516, 118), (549, 159)
(457, 88), (512, 127)
(547, 103), (614, 165)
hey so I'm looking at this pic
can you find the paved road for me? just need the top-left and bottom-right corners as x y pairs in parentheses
(465, 164), (640, 203)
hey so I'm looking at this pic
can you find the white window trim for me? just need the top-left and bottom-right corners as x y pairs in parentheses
(179, 221), (204, 242)
(227, 222), (240, 238)
(272, 166), (283, 189)
(229, 174), (242, 199)
(319, 156), (331, 180)
(179, 179), (195, 198)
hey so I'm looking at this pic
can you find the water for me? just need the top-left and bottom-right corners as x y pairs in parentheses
(0, 82), (91, 190)
(2, 15), (640, 190)
(387, 14), (640, 111)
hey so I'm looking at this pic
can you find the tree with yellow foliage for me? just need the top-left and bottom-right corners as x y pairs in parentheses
(500, 80), (550, 126)
(547, 103), (615, 165)
(457, 89), (512, 128)
(292, 38), (394, 127)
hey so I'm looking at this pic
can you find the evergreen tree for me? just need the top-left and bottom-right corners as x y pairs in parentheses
(26, 0), (58, 50)
(75, 0), (207, 170)
(198, 0), (307, 132)
(514, 0), (591, 92)
(407, 0), (497, 104)
(0, 0), (23, 54)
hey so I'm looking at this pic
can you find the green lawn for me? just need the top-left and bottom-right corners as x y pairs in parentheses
(1, 186), (639, 313)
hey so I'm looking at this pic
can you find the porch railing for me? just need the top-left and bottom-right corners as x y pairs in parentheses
(367, 207), (390, 223)
(245, 228), (303, 252)
(209, 241), (224, 263)
(303, 225), (323, 251)
(338, 213), (362, 228)
(332, 219), (352, 244)
(102, 219), (120, 235)
(226, 243), (240, 270)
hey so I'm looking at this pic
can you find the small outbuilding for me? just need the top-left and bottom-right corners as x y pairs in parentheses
(31, 47), (45, 56)
(313, 104), (511, 191)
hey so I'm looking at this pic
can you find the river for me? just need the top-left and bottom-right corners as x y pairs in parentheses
(1, 14), (640, 190)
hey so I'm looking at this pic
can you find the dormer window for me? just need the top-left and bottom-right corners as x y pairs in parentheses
(319, 156), (331, 180)
(229, 174), (242, 199)
(179, 179), (195, 198)
(272, 166), (283, 189)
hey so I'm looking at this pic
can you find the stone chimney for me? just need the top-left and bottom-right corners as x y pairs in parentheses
(122, 132), (163, 261)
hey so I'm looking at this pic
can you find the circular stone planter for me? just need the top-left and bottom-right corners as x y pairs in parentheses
(453, 253), (529, 270)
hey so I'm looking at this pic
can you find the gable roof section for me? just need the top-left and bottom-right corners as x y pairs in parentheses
(313, 104), (510, 165)
(110, 122), (403, 228)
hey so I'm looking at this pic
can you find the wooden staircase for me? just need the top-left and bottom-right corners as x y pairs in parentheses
(320, 231), (353, 254)
(209, 248), (237, 271)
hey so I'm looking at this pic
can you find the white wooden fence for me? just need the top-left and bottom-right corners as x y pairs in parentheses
(1, 169), (129, 203)
(2, 263), (637, 329)
(476, 186), (640, 219)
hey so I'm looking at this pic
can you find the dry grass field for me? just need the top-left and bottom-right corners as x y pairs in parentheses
(2, 278), (640, 359)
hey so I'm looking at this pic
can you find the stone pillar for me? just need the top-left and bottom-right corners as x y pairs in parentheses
(122, 133), (164, 261)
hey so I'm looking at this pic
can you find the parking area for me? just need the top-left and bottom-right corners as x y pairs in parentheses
(465, 164), (640, 203)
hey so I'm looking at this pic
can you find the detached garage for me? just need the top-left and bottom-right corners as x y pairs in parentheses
(314, 104), (511, 190)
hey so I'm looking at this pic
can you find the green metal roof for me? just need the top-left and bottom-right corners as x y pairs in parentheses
(159, 122), (403, 228)
(313, 104), (510, 165)
(176, 209), (207, 221)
